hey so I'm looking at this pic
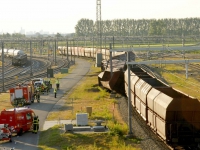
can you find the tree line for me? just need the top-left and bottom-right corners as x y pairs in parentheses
(0, 33), (26, 39)
(0, 32), (63, 39)
(75, 18), (200, 37)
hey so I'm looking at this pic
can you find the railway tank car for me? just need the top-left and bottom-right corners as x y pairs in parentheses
(98, 52), (200, 147)
(0, 49), (25, 57)
(0, 49), (9, 56)
(12, 54), (27, 66)
(7, 49), (24, 57)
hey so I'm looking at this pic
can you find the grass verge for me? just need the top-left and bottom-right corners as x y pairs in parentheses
(153, 63), (200, 99)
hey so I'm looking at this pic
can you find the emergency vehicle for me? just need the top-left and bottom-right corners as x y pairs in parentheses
(9, 82), (35, 107)
(0, 107), (37, 136)
(31, 78), (47, 93)
(0, 124), (12, 142)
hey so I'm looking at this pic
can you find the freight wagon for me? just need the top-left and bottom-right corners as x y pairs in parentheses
(124, 65), (200, 144)
(58, 46), (125, 60)
(98, 52), (200, 147)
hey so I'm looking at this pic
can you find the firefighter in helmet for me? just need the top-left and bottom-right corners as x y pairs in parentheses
(32, 116), (39, 134)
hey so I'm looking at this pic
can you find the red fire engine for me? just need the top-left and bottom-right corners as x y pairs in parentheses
(0, 124), (12, 142)
(0, 107), (37, 135)
(10, 82), (35, 107)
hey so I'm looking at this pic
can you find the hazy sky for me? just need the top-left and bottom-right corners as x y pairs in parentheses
(1, 0), (200, 34)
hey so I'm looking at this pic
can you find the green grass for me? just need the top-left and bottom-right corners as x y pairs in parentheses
(0, 93), (11, 110)
(153, 63), (200, 99)
(38, 125), (140, 150)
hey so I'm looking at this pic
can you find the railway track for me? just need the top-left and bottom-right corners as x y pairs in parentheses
(0, 55), (70, 92)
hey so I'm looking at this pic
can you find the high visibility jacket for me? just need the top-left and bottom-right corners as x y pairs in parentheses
(54, 88), (57, 93)
(36, 87), (40, 92)
(56, 79), (59, 84)
(33, 117), (39, 132)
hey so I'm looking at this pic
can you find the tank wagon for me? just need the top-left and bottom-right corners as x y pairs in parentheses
(12, 54), (27, 66)
(7, 49), (24, 57)
(0, 49), (8, 56)
(124, 65), (200, 144)
(0, 49), (25, 57)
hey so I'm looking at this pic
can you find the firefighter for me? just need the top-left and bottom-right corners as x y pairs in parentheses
(46, 84), (49, 95)
(56, 78), (60, 90)
(54, 88), (57, 98)
(41, 84), (44, 94)
(35, 86), (40, 94)
(49, 79), (52, 89)
(32, 116), (39, 134)
(35, 86), (40, 102)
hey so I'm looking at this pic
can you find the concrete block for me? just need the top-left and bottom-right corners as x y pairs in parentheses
(73, 126), (91, 131)
(76, 113), (88, 126)
(64, 124), (73, 131)
(93, 126), (106, 132)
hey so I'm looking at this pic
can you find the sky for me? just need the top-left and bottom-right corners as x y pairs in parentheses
(0, 0), (200, 34)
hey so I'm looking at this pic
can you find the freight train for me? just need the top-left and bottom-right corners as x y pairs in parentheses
(57, 46), (122, 60)
(0, 48), (27, 66)
(98, 51), (200, 147)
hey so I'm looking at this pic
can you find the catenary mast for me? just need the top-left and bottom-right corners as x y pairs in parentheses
(96, 0), (102, 53)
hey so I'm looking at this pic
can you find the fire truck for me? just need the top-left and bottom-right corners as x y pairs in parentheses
(0, 124), (12, 142)
(0, 107), (37, 136)
(9, 82), (35, 107)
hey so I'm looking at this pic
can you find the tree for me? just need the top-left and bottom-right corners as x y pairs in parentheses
(148, 20), (166, 35)
(75, 19), (94, 36)
(56, 33), (62, 38)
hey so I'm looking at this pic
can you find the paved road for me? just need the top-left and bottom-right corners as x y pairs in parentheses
(0, 58), (91, 150)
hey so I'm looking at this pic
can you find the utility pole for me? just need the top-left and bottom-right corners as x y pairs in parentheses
(54, 39), (57, 65)
(66, 40), (69, 61)
(127, 50), (133, 137)
(30, 41), (33, 76)
(96, 0), (102, 53)
(1, 41), (5, 92)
